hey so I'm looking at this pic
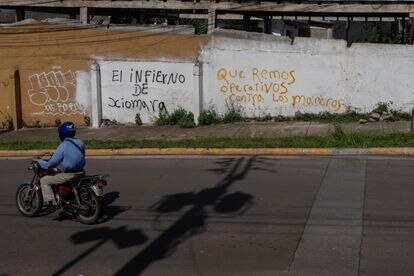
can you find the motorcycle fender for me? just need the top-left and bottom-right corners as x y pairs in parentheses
(90, 185), (104, 197)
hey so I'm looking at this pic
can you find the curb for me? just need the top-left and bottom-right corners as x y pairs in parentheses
(1, 147), (414, 157)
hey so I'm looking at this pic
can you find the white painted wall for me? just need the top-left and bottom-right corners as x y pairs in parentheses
(90, 31), (414, 125)
(99, 61), (195, 124)
(75, 70), (91, 112)
(200, 30), (414, 117)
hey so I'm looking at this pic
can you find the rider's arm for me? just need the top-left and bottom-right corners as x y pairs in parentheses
(37, 143), (64, 170)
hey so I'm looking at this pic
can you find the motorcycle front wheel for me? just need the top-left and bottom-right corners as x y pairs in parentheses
(16, 183), (43, 217)
(77, 191), (102, 224)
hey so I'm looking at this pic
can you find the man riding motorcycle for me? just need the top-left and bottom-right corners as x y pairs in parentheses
(36, 121), (85, 206)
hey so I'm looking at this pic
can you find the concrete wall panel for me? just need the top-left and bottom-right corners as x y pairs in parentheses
(201, 30), (414, 117)
(100, 61), (195, 124)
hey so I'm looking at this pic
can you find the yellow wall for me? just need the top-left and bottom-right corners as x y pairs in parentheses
(0, 22), (206, 126)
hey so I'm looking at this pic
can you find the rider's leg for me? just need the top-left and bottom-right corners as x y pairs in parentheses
(40, 173), (81, 205)
(40, 175), (57, 204)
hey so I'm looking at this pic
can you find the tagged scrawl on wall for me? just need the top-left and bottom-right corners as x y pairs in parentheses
(28, 70), (86, 116)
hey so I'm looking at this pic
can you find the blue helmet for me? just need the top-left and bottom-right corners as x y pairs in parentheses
(58, 121), (76, 141)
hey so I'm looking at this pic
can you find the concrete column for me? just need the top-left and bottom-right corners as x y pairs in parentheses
(8, 69), (22, 130)
(207, 9), (216, 34)
(193, 62), (202, 124)
(91, 62), (102, 128)
(409, 16), (414, 45)
(139, 12), (145, 24)
(243, 14), (251, 32)
(264, 16), (272, 34)
(327, 28), (333, 39)
(15, 9), (25, 22)
(80, 7), (88, 24)
(346, 17), (352, 47)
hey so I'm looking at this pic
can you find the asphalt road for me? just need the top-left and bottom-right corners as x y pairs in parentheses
(1, 156), (414, 276)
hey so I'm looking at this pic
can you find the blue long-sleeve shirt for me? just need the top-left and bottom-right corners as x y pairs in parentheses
(38, 138), (86, 173)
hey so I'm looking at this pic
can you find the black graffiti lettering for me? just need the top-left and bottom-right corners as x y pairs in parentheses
(150, 100), (158, 112)
(108, 97), (120, 108)
(156, 71), (163, 83)
(167, 74), (178, 84)
(141, 100), (150, 112)
(112, 70), (121, 82)
(152, 70), (157, 83)
(108, 97), (158, 112)
(145, 70), (152, 84)
(133, 85), (140, 96)
(159, 101), (167, 112)
(142, 83), (148, 94)
(135, 70), (143, 83)
(125, 69), (187, 86)
(132, 99), (149, 111)
(133, 83), (149, 96)
(150, 100), (167, 113)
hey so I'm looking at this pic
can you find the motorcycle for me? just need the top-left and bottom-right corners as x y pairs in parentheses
(16, 158), (109, 224)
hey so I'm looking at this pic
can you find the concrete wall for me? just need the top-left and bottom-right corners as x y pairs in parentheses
(0, 21), (206, 127)
(100, 61), (196, 124)
(200, 30), (414, 117)
(1, 22), (414, 128)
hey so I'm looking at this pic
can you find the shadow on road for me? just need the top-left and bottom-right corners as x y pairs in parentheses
(53, 226), (148, 276)
(99, 191), (131, 223)
(56, 156), (274, 275)
(114, 156), (262, 275)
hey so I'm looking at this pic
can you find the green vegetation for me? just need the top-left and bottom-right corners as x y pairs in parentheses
(155, 108), (196, 128)
(198, 105), (244, 126)
(355, 23), (410, 44)
(0, 111), (13, 131)
(292, 111), (369, 123)
(54, 119), (62, 127)
(101, 119), (118, 126)
(222, 106), (244, 123)
(372, 101), (391, 114)
(198, 102), (410, 126)
(370, 101), (411, 121)
(198, 109), (221, 125)
(24, 120), (42, 128)
(178, 18), (208, 35)
(84, 115), (91, 127)
(3, 126), (414, 150)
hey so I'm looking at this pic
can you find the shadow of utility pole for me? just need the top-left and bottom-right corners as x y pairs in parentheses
(115, 157), (256, 276)
(53, 226), (148, 276)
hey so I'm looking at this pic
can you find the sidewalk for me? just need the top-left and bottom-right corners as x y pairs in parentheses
(0, 121), (413, 156)
(0, 120), (411, 142)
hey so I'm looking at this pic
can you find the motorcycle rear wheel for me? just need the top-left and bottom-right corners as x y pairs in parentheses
(16, 183), (43, 217)
(77, 191), (102, 224)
